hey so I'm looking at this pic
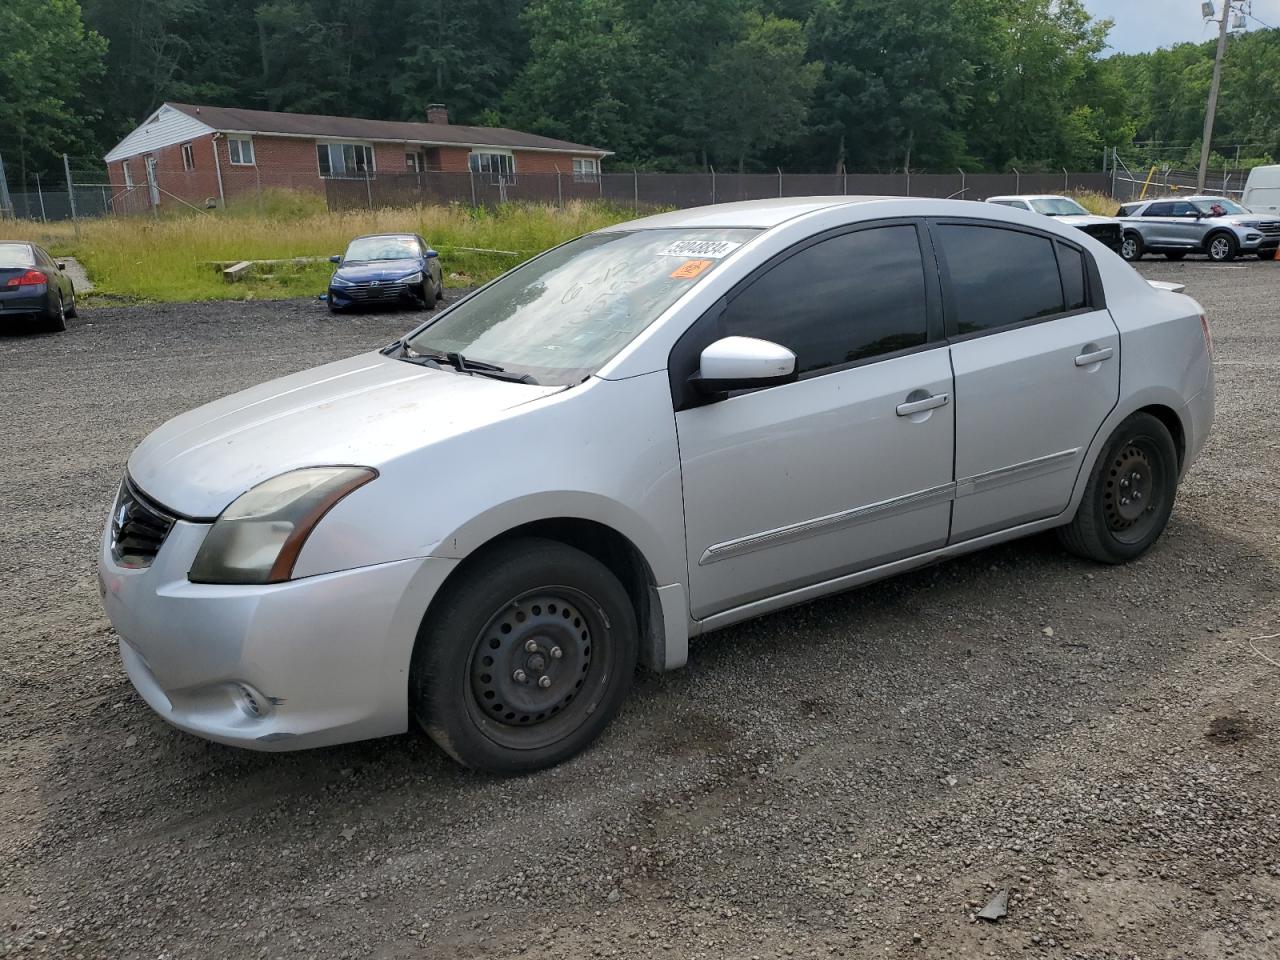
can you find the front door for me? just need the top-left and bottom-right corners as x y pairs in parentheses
(674, 222), (955, 620)
(932, 221), (1120, 542)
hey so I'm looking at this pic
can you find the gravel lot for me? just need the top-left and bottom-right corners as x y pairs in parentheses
(2, 260), (1278, 960)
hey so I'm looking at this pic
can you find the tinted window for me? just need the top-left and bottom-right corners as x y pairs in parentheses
(1056, 243), (1086, 310)
(938, 225), (1064, 334)
(1170, 201), (1198, 217)
(1145, 202), (1175, 217)
(720, 225), (928, 374)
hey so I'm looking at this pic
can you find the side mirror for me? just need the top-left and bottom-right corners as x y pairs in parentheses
(329, 254), (342, 264)
(692, 336), (797, 396)
(424, 249), (439, 259)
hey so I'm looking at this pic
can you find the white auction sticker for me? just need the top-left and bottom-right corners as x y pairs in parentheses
(658, 239), (742, 259)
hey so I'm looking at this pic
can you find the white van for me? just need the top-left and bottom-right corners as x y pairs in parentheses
(1242, 164), (1280, 214)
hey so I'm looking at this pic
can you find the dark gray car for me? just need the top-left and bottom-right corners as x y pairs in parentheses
(0, 242), (78, 333)
(1116, 196), (1280, 262)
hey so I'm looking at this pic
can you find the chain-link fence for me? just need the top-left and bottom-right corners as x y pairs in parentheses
(1110, 155), (1259, 204)
(1, 151), (1113, 222)
(323, 169), (1113, 213)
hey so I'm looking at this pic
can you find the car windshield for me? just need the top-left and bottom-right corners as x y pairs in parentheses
(1029, 197), (1089, 216)
(0, 244), (35, 268)
(344, 236), (420, 262)
(1192, 198), (1248, 216)
(403, 228), (759, 385)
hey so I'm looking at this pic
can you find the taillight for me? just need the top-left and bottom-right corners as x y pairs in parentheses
(4, 269), (47, 288)
(1199, 313), (1213, 358)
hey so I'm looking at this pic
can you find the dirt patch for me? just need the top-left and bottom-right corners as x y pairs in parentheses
(1206, 712), (1260, 745)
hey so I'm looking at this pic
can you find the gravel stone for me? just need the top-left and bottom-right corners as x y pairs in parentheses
(0, 260), (1277, 959)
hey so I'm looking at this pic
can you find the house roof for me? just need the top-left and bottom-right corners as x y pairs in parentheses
(167, 102), (611, 156)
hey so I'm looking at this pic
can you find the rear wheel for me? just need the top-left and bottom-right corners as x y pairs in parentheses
(1120, 232), (1143, 261)
(41, 293), (67, 333)
(65, 286), (78, 318)
(1163, 251), (1187, 261)
(1057, 412), (1178, 564)
(1206, 232), (1237, 262)
(410, 537), (638, 773)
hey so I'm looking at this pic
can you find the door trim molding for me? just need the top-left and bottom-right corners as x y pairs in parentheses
(697, 447), (1080, 568)
(955, 447), (1079, 498)
(698, 481), (956, 566)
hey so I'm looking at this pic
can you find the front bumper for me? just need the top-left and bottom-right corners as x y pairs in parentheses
(328, 280), (425, 310)
(99, 510), (458, 750)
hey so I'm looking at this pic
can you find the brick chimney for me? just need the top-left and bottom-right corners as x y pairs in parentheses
(427, 104), (449, 125)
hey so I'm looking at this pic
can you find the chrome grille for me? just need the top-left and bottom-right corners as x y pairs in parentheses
(345, 280), (408, 301)
(110, 479), (175, 569)
(1249, 221), (1280, 237)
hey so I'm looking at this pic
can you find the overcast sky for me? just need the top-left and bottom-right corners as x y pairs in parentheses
(1082, 0), (1280, 54)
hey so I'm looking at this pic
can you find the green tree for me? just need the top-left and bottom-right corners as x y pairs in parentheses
(704, 14), (820, 171)
(0, 0), (107, 182)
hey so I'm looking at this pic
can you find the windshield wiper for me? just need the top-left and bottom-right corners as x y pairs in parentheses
(400, 346), (539, 384)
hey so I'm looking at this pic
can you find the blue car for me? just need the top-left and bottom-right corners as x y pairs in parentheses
(326, 233), (444, 313)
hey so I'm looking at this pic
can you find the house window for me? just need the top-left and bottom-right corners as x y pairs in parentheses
(122, 160), (134, 188)
(469, 151), (515, 182)
(181, 142), (195, 171)
(406, 151), (424, 172)
(317, 142), (375, 178)
(227, 136), (255, 165)
(573, 157), (600, 182)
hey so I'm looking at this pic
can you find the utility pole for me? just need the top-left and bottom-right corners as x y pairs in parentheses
(1197, 0), (1234, 191)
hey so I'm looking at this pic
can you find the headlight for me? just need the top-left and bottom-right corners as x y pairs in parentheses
(330, 274), (353, 287)
(188, 466), (377, 585)
(400, 272), (424, 284)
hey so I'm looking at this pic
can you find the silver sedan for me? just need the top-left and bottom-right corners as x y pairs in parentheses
(99, 197), (1214, 773)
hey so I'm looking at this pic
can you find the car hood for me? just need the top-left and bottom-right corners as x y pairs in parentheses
(1056, 214), (1117, 227)
(128, 352), (564, 518)
(333, 259), (421, 282)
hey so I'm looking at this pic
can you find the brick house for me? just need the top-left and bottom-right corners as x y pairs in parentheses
(103, 102), (612, 211)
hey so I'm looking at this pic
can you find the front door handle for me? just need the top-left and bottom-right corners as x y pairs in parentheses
(896, 392), (950, 417)
(1074, 346), (1114, 366)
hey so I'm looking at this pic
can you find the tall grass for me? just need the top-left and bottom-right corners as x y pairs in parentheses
(0, 201), (636, 302)
(1069, 190), (1121, 217)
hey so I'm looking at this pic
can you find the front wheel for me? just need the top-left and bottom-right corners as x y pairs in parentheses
(1206, 232), (1237, 262)
(410, 537), (638, 773)
(1057, 412), (1179, 564)
(1120, 232), (1143, 261)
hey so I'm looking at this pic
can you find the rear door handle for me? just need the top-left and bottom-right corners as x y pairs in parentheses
(1074, 346), (1114, 366)
(896, 392), (950, 417)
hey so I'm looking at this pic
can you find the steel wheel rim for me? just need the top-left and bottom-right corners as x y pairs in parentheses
(464, 586), (613, 751)
(1121, 237), (1137, 259)
(1103, 438), (1164, 544)
(1210, 237), (1229, 260)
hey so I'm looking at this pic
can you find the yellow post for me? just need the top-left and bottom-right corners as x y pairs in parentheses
(1139, 165), (1158, 200)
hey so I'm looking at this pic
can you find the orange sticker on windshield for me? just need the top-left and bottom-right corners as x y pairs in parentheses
(670, 259), (714, 280)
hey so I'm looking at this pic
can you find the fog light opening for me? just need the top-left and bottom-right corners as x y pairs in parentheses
(234, 682), (272, 719)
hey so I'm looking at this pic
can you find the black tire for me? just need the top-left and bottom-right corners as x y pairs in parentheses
(1057, 412), (1179, 564)
(1120, 232), (1143, 261)
(410, 537), (638, 773)
(416, 281), (434, 311)
(1205, 231), (1237, 262)
(1163, 251), (1187, 261)
(435, 274), (445, 301)
(42, 293), (67, 333)
(327, 301), (343, 314)
(65, 285), (78, 318)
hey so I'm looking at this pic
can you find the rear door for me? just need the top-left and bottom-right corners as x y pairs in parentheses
(1140, 201), (1178, 245)
(932, 220), (1119, 542)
